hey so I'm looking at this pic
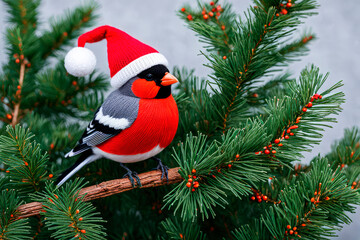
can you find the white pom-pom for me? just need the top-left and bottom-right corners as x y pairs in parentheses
(64, 47), (96, 77)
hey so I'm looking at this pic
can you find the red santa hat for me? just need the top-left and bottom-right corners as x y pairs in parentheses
(64, 25), (168, 89)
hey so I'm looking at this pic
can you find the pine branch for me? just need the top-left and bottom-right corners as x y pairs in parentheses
(0, 125), (48, 193)
(0, 190), (31, 240)
(17, 167), (182, 218)
(11, 62), (25, 126)
(39, 2), (98, 60)
(32, 178), (106, 240)
(233, 157), (360, 240)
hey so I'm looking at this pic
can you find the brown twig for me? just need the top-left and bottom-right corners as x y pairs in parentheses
(11, 62), (26, 127)
(17, 167), (182, 218)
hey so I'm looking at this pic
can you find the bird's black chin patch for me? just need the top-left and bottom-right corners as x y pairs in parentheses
(155, 86), (171, 99)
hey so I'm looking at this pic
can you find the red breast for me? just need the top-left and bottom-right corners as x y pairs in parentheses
(97, 96), (178, 155)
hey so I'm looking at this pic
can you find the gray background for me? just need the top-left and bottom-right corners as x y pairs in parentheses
(0, 0), (359, 238)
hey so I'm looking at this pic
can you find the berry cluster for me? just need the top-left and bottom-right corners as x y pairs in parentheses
(13, 53), (31, 67)
(309, 183), (331, 205)
(285, 224), (300, 237)
(303, 93), (322, 112)
(186, 169), (200, 192)
(181, 1), (223, 21)
(250, 189), (268, 203)
(351, 181), (358, 190)
(302, 35), (313, 44)
(276, 0), (293, 16)
(151, 201), (163, 214)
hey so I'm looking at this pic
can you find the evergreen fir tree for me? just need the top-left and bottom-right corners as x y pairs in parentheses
(0, 0), (359, 239)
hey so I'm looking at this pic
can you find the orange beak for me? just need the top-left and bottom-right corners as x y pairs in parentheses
(161, 72), (178, 86)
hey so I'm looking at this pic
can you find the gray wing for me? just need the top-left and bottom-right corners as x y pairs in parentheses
(66, 90), (139, 157)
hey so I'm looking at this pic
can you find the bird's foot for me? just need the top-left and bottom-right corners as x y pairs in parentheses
(120, 163), (141, 187)
(153, 157), (169, 181)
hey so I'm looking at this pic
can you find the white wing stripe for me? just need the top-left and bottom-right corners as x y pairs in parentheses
(95, 107), (130, 130)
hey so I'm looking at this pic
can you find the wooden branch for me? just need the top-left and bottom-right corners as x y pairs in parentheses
(11, 62), (26, 127)
(17, 167), (182, 218)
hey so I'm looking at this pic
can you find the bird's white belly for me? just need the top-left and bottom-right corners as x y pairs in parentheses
(92, 144), (164, 163)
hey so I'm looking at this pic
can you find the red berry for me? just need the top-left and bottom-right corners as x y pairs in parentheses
(278, 143), (283, 147)
(192, 188), (196, 192)
(216, 12), (221, 16)
(293, 227), (297, 231)
(81, 229), (86, 233)
(302, 107), (307, 112)
(6, 114), (12, 120)
(188, 178), (193, 183)
(15, 59), (20, 64)
(181, 8), (185, 12)
(203, 14), (209, 20)
(262, 195), (268, 201)
(289, 230), (294, 235)
(210, 1), (215, 5)
(209, 12), (214, 17)
(221, 25), (225, 30)
(187, 14), (193, 21)
(272, 150), (276, 154)
(280, 3), (284, 7)
(276, 13), (280, 17)
(212, 8), (216, 12)
(285, 135), (290, 140)
(290, 133), (294, 136)
(286, 3), (292, 8)
(287, 225), (291, 229)
(307, 102), (313, 108)
(310, 96), (314, 102)
(192, 169), (196, 173)
(49, 174), (53, 178)
(223, 56), (227, 60)
(235, 154), (240, 158)
(228, 164), (232, 168)
(186, 182), (192, 188)
(319, 95), (322, 99)
(251, 196), (256, 201)
(274, 139), (280, 144)
(264, 149), (270, 154)
(281, 9), (288, 15)
(257, 198), (262, 203)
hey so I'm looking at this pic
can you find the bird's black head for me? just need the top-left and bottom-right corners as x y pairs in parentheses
(128, 65), (178, 99)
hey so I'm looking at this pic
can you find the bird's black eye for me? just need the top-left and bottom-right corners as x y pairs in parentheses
(145, 73), (153, 81)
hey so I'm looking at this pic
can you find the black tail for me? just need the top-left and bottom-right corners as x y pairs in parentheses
(56, 149), (94, 186)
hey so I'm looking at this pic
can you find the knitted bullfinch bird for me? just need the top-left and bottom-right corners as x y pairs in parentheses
(56, 25), (179, 187)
